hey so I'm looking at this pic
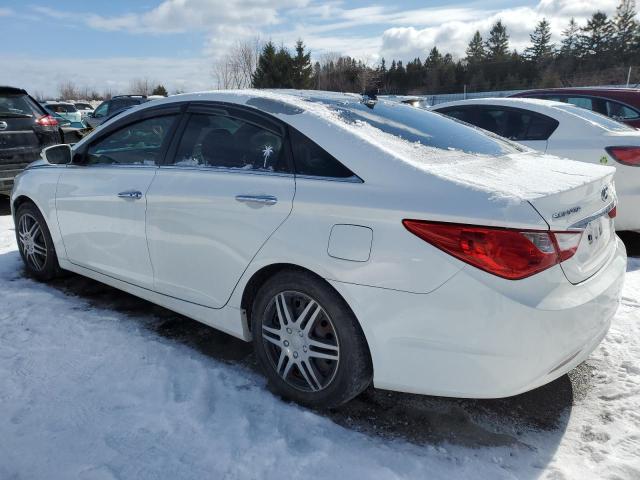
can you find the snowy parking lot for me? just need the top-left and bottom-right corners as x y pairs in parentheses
(0, 200), (639, 479)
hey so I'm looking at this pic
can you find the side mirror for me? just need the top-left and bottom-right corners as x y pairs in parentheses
(42, 144), (72, 165)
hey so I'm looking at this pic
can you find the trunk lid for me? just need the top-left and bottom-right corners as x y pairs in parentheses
(527, 171), (617, 284)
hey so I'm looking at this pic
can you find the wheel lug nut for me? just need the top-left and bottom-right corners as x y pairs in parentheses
(293, 352), (298, 358)
(303, 346), (307, 352)
(286, 328), (292, 334)
(283, 340), (289, 347)
(298, 331), (303, 337)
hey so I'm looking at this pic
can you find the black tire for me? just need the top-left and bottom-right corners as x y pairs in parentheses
(14, 201), (61, 281)
(252, 269), (372, 408)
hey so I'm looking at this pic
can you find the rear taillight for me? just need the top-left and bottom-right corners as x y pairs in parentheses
(35, 114), (58, 127)
(402, 220), (582, 280)
(605, 146), (640, 166)
(608, 206), (617, 218)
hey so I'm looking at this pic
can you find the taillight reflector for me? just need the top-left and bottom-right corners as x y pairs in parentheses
(605, 146), (640, 166)
(608, 206), (617, 218)
(35, 114), (58, 127)
(402, 220), (582, 280)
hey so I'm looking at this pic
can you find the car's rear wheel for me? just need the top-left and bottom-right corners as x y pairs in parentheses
(15, 202), (61, 281)
(252, 270), (372, 408)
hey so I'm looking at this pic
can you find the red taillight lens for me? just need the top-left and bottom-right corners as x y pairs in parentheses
(402, 220), (582, 280)
(608, 206), (617, 218)
(605, 146), (640, 166)
(35, 114), (58, 127)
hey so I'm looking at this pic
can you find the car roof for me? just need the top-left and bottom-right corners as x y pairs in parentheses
(0, 86), (28, 95)
(432, 97), (569, 111)
(515, 87), (640, 94)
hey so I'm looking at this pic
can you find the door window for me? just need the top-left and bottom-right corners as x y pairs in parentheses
(86, 115), (176, 165)
(170, 113), (289, 172)
(93, 102), (108, 118)
(503, 109), (558, 141)
(565, 96), (594, 110)
(604, 100), (639, 120)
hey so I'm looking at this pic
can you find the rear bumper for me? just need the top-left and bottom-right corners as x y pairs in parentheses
(330, 238), (627, 398)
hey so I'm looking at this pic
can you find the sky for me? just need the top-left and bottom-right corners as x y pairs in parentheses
(0, 0), (624, 97)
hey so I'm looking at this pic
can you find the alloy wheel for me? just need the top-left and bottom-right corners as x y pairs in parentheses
(261, 291), (340, 392)
(17, 213), (47, 272)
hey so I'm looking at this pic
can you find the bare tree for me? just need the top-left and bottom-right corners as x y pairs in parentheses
(129, 77), (156, 95)
(212, 37), (262, 89)
(58, 80), (79, 100)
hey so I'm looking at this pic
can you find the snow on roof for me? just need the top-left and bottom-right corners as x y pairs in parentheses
(145, 90), (616, 202)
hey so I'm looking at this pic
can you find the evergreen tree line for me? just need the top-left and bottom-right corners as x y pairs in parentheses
(251, 0), (640, 94)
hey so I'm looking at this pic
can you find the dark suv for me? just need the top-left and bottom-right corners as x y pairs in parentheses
(0, 86), (61, 196)
(510, 87), (640, 128)
(85, 95), (149, 128)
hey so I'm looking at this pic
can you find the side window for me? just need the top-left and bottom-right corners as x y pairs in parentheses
(505, 110), (558, 141)
(605, 100), (639, 120)
(170, 113), (288, 172)
(289, 128), (356, 179)
(475, 108), (508, 137)
(86, 115), (176, 166)
(438, 107), (475, 123)
(566, 97), (594, 110)
(93, 102), (108, 118)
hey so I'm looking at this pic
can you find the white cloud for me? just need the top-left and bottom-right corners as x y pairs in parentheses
(0, 55), (213, 97)
(0, 7), (14, 17)
(379, 0), (624, 61)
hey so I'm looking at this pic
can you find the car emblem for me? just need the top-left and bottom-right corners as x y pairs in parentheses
(601, 186), (609, 202)
(0, 121), (7, 131)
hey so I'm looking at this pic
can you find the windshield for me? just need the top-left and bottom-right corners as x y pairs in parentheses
(75, 103), (92, 110)
(309, 96), (521, 156)
(553, 104), (634, 132)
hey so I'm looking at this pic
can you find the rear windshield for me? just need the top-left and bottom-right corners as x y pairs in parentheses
(310, 96), (521, 156)
(48, 103), (78, 113)
(553, 104), (634, 132)
(0, 94), (42, 117)
(75, 103), (92, 110)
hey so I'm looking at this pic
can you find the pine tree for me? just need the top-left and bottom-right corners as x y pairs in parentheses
(612, 0), (638, 55)
(560, 18), (580, 56)
(291, 40), (313, 89)
(525, 18), (555, 62)
(579, 12), (615, 57)
(486, 21), (510, 60)
(465, 30), (486, 63)
(252, 42), (278, 88)
(151, 84), (168, 96)
(425, 47), (443, 66)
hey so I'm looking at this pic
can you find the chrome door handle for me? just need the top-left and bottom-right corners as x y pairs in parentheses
(235, 194), (278, 206)
(117, 190), (143, 200)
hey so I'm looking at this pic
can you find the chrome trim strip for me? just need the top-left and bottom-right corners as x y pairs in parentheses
(294, 174), (363, 183)
(159, 164), (293, 178)
(568, 202), (616, 230)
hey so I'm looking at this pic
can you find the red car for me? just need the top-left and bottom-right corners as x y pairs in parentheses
(510, 87), (640, 128)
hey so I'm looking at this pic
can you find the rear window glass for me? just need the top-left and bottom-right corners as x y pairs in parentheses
(47, 103), (77, 113)
(0, 94), (41, 117)
(313, 97), (519, 156)
(290, 128), (355, 178)
(75, 103), (92, 110)
(554, 104), (634, 132)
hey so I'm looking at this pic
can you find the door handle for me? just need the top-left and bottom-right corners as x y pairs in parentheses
(235, 194), (278, 206)
(117, 190), (143, 200)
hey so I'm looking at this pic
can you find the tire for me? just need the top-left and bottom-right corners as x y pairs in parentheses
(14, 201), (61, 281)
(252, 269), (372, 408)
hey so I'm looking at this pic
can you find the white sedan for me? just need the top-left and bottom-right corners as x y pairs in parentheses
(10, 90), (626, 408)
(432, 97), (640, 232)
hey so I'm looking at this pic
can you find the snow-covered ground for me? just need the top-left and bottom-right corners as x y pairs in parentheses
(0, 212), (639, 479)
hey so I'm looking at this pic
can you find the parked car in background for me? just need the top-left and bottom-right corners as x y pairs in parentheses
(44, 102), (83, 125)
(73, 102), (94, 119)
(84, 95), (149, 128)
(510, 87), (640, 128)
(0, 86), (61, 196)
(10, 91), (625, 408)
(432, 97), (640, 231)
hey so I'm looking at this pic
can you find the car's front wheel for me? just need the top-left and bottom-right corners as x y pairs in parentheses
(15, 202), (61, 281)
(252, 270), (372, 408)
